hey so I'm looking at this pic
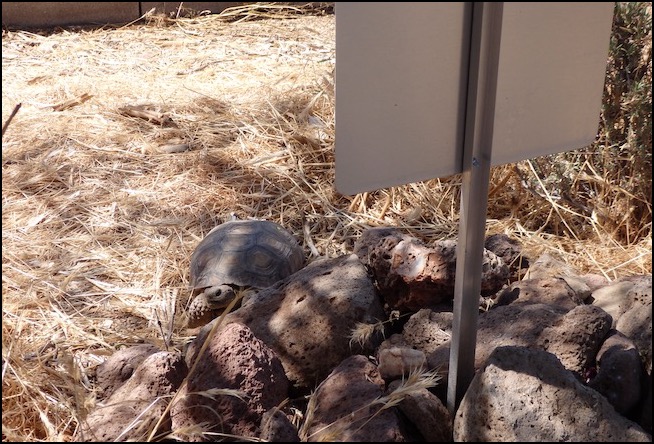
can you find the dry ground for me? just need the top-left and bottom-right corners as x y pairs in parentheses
(2, 4), (651, 441)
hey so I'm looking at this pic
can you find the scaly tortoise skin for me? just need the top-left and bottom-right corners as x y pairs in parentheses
(187, 219), (304, 328)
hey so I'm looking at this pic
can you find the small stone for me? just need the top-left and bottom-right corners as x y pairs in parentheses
(378, 346), (427, 380)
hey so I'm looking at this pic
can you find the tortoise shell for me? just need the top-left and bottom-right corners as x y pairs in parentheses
(190, 219), (304, 295)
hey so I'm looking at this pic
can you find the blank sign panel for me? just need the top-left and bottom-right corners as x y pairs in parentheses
(335, 2), (614, 196)
(491, 2), (615, 166)
(335, 3), (471, 195)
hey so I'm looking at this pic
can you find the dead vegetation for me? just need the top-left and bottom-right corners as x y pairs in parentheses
(1, 3), (651, 441)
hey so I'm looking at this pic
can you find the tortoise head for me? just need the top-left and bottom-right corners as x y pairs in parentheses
(186, 284), (237, 328)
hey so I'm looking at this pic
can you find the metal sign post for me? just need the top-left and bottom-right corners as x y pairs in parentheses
(447, 2), (503, 414)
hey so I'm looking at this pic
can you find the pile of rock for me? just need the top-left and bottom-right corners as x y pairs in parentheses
(76, 228), (652, 442)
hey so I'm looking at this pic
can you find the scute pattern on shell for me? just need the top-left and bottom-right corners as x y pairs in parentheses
(190, 220), (305, 294)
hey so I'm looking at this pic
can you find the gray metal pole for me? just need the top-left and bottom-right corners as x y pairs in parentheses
(447, 2), (504, 415)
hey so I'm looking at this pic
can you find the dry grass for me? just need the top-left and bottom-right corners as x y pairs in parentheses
(1, 3), (651, 441)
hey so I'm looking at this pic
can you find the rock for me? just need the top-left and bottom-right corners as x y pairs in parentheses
(591, 275), (652, 372)
(590, 275), (651, 327)
(401, 309), (452, 374)
(95, 343), (161, 399)
(302, 355), (406, 442)
(188, 254), (387, 389)
(615, 276), (652, 373)
(523, 253), (578, 280)
(538, 304), (612, 376)
(377, 346), (427, 380)
(387, 380), (452, 442)
(259, 408), (300, 442)
(355, 229), (457, 310)
(475, 303), (569, 369)
(638, 372), (652, 433)
(484, 233), (530, 279)
(522, 255), (598, 300)
(454, 346), (652, 442)
(591, 280), (640, 325)
(353, 226), (403, 259)
(380, 332), (411, 348)
(171, 323), (289, 441)
(399, 302), (614, 399)
(354, 228), (509, 311)
(475, 302), (612, 379)
(589, 330), (644, 415)
(580, 273), (611, 292)
(560, 275), (593, 301)
(492, 277), (584, 310)
(78, 351), (187, 442)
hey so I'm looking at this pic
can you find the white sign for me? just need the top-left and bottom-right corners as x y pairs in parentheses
(335, 2), (614, 195)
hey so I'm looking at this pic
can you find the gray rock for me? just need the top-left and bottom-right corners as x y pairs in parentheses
(523, 253), (578, 280)
(387, 380), (452, 442)
(592, 280), (640, 325)
(616, 279), (652, 373)
(302, 355), (406, 442)
(592, 275), (652, 372)
(590, 275), (650, 327)
(589, 330), (644, 415)
(580, 273), (611, 292)
(78, 351), (187, 442)
(638, 372), (652, 433)
(561, 275), (593, 301)
(402, 309), (452, 374)
(492, 277), (584, 310)
(538, 304), (612, 376)
(617, 301), (653, 371)
(454, 346), (652, 442)
(259, 408), (300, 442)
(172, 323), (289, 441)
(484, 233), (530, 279)
(475, 303), (569, 369)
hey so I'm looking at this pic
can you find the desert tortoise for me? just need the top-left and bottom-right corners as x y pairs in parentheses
(186, 219), (304, 327)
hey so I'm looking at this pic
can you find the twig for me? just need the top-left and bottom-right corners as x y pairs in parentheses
(2, 103), (22, 137)
(52, 93), (93, 112)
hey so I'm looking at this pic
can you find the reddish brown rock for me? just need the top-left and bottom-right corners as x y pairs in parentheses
(171, 323), (289, 441)
(302, 355), (406, 442)
(188, 254), (387, 389)
(354, 228), (508, 312)
(78, 351), (187, 442)
(95, 343), (161, 399)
